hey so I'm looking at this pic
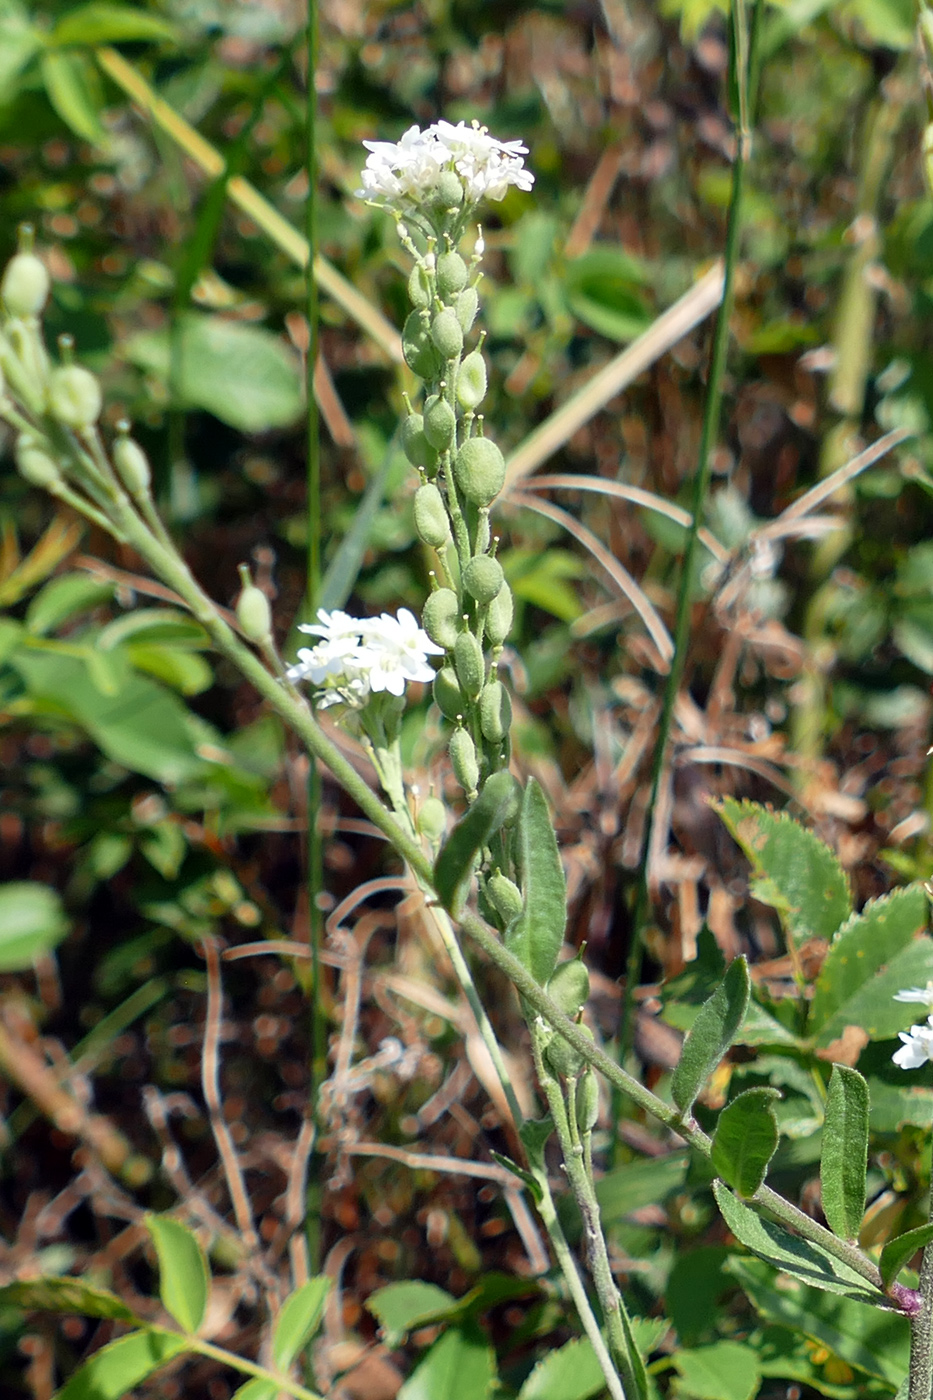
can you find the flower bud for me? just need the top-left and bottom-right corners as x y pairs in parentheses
(2, 252), (50, 318)
(487, 871), (523, 925)
(546, 959), (590, 1019)
(480, 679), (511, 743)
(422, 588), (460, 650)
(417, 795), (447, 841)
(463, 555), (504, 606)
(453, 437), (505, 505)
(485, 583), (513, 647)
(436, 251), (468, 298)
(576, 1068), (600, 1132)
(408, 263), (433, 308)
(454, 629), (485, 698)
(455, 287), (479, 334)
(449, 726), (479, 793)
(423, 394), (456, 451)
(112, 434), (151, 496)
(401, 412), (439, 473)
(48, 364), (102, 430)
(545, 1023), (593, 1079)
(402, 310), (442, 380)
(433, 664), (465, 720)
(431, 170), (464, 209)
(431, 308), (464, 361)
(413, 482), (451, 548)
(15, 435), (60, 488)
(457, 351), (487, 410)
(237, 584), (272, 642)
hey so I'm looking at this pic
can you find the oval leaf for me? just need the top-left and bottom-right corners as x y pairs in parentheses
(25, 574), (115, 636)
(821, 1065), (869, 1241)
(97, 608), (209, 652)
(0, 1275), (135, 1322)
(517, 1335), (607, 1400)
(434, 771), (518, 916)
(366, 1281), (457, 1348)
(146, 1214), (209, 1334)
(40, 49), (105, 144)
(711, 1088), (780, 1199)
(51, 2), (178, 45)
(881, 1223), (933, 1289)
(0, 882), (69, 971)
(506, 778), (566, 985)
(56, 1328), (189, 1400)
(671, 957), (750, 1115)
(397, 1323), (495, 1400)
(273, 1276), (330, 1370)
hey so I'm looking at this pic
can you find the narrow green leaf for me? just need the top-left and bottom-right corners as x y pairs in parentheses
(272, 1276), (330, 1370)
(145, 1214), (209, 1334)
(0, 882), (70, 971)
(880, 1223), (933, 1289)
(716, 799), (851, 947)
(397, 1323), (496, 1400)
(51, 2), (178, 45)
(0, 1275), (135, 1322)
(671, 957), (750, 1114)
(40, 49), (105, 144)
(365, 1281), (457, 1348)
(55, 1328), (189, 1400)
(711, 1088), (780, 1198)
(506, 778), (566, 984)
(820, 1066), (869, 1241)
(24, 574), (115, 636)
(516, 1336), (607, 1400)
(97, 608), (208, 651)
(434, 771), (518, 915)
(672, 1340), (761, 1400)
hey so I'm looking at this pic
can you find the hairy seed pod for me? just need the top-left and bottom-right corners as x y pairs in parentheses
(401, 413), (439, 473)
(457, 350), (487, 410)
(2, 252), (50, 318)
(402, 310), (442, 380)
(449, 727), (479, 793)
(112, 435), (151, 495)
(408, 264), (433, 308)
(487, 872), (523, 925)
(431, 170), (464, 209)
(545, 1023), (593, 1079)
(453, 437), (505, 505)
(576, 1068), (600, 1132)
(48, 365), (102, 429)
(436, 251), (468, 298)
(480, 679), (511, 743)
(430, 308), (464, 361)
(15, 436), (60, 488)
(422, 588), (460, 650)
(463, 555), (504, 606)
(417, 795), (447, 842)
(455, 287), (479, 334)
(485, 583), (514, 647)
(433, 665), (465, 721)
(423, 394), (456, 451)
(454, 630), (484, 699)
(413, 482), (451, 548)
(237, 585), (272, 642)
(546, 959), (591, 1019)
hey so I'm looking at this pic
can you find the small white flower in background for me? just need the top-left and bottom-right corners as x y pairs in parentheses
(893, 1015), (933, 1070)
(358, 120), (533, 211)
(894, 982), (933, 1008)
(286, 608), (442, 708)
(360, 608), (444, 695)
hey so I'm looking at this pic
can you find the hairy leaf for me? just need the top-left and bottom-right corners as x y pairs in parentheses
(880, 1223), (933, 1289)
(146, 1214), (209, 1334)
(434, 771), (518, 915)
(671, 957), (750, 1114)
(507, 778), (566, 984)
(711, 1088), (780, 1198)
(820, 1066), (869, 1241)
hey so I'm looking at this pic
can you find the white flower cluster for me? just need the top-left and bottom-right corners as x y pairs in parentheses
(892, 984), (933, 1069)
(286, 608), (443, 709)
(358, 119), (533, 210)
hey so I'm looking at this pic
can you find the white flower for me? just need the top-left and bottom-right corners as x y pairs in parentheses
(893, 1015), (933, 1069)
(359, 608), (444, 696)
(358, 120), (533, 212)
(894, 983), (933, 1008)
(286, 607), (442, 707)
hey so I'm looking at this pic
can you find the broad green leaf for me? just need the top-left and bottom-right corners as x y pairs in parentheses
(0, 1275), (135, 1321)
(0, 882), (69, 970)
(127, 643), (213, 695)
(716, 799), (851, 947)
(809, 886), (928, 1041)
(0, 1), (40, 93)
(434, 771), (518, 915)
(146, 1214), (209, 1334)
(672, 1340), (760, 1400)
(712, 1182), (884, 1303)
(564, 248), (652, 342)
(51, 2), (178, 45)
(821, 1066), (869, 1241)
(366, 1281), (457, 1348)
(737, 999), (801, 1048)
(40, 49), (105, 144)
(397, 1323), (495, 1400)
(666, 1247), (732, 1345)
(813, 934), (933, 1049)
(517, 1335), (607, 1400)
(124, 314), (302, 433)
(880, 1223), (933, 1289)
(595, 1151), (689, 1223)
(671, 958), (750, 1114)
(847, 0), (913, 49)
(0, 618), (23, 664)
(55, 1328), (189, 1399)
(25, 574), (115, 635)
(711, 1088), (780, 1198)
(97, 609), (208, 651)
(867, 1077), (933, 1132)
(273, 1276), (330, 1369)
(507, 778), (566, 984)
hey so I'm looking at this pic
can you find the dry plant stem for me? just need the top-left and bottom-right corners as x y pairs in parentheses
(909, 1245), (933, 1400)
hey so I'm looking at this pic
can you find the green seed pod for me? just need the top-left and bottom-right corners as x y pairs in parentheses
(15, 436), (60, 488)
(401, 413), (439, 473)
(417, 795), (447, 842)
(436, 251), (468, 298)
(422, 588), (460, 650)
(2, 252), (50, 318)
(455, 287), (479, 334)
(463, 555), (504, 606)
(433, 665), (465, 721)
(453, 437), (505, 506)
(112, 435), (151, 495)
(413, 482), (451, 548)
(487, 872), (523, 925)
(408, 263), (433, 308)
(575, 1068), (600, 1132)
(480, 679), (512, 743)
(402, 310), (442, 380)
(545, 1023), (593, 1079)
(423, 394), (456, 451)
(449, 727), (479, 793)
(48, 364), (102, 430)
(546, 959), (591, 1019)
(485, 583), (514, 647)
(431, 170), (464, 210)
(237, 585), (272, 642)
(454, 630), (485, 699)
(431, 308), (464, 361)
(457, 350), (487, 410)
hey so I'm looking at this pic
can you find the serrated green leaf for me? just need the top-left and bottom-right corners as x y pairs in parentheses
(365, 1281), (457, 1348)
(517, 1335), (607, 1400)
(821, 1066), (869, 1241)
(672, 1340), (761, 1400)
(506, 778), (566, 984)
(146, 1214), (209, 1334)
(0, 1275), (135, 1322)
(434, 771), (518, 915)
(810, 886), (928, 1042)
(712, 1088), (780, 1198)
(55, 1328), (189, 1399)
(40, 49), (104, 143)
(880, 1223), (933, 1289)
(273, 1276), (329, 1369)
(712, 1182), (884, 1303)
(671, 958), (750, 1114)
(25, 574), (115, 635)
(0, 882), (70, 971)
(397, 1322), (495, 1400)
(51, 2), (177, 45)
(716, 799), (851, 947)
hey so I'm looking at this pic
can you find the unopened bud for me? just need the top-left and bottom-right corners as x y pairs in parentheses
(15, 434), (60, 488)
(48, 364), (101, 430)
(422, 588), (460, 650)
(546, 959), (590, 1019)
(453, 437), (505, 506)
(431, 308), (464, 362)
(479, 679), (511, 743)
(112, 431), (151, 496)
(576, 1068), (600, 1132)
(236, 567), (272, 642)
(413, 482), (451, 548)
(487, 872), (523, 925)
(463, 555), (504, 606)
(423, 394), (456, 451)
(449, 726), (479, 794)
(485, 583), (513, 647)
(433, 665), (465, 721)
(2, 229), (49, 318)
(436, 251), (468, 299)
(454, 629), (485, 699)
(417, 795), (447, 842)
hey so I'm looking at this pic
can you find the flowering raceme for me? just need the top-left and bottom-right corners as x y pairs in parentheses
(286, 608), (443, 709)
(358, 119), (534, 212)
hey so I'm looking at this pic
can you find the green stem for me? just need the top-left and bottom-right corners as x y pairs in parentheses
(909, 1245), (933, 1400)
(174, 1331), (322, 1399)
